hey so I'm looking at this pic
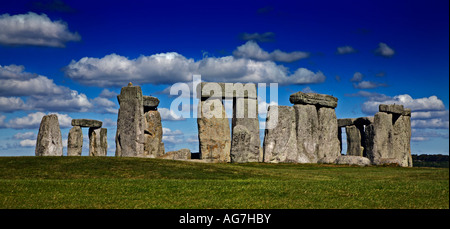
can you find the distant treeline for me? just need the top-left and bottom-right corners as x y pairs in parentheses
(412, 154), (449, 168)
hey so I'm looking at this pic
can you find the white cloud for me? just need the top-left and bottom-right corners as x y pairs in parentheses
(13, 131), (36, 140)
(362, 94), (446, 115)
(239, 32), (275, 42)
(19, 139), (36, 147)
(64, 51), (325, 87)
(258, 100), (278, 116)
(91, 97), (117, 114)
(412, 119), (449, 129)
(98, 89), (118, 98)
(353, 80), (387, 89)
(412, 110), (449, 119)
(350, 72), (363, 82)
(233, 41), (309, 62)
(336, 46), (357, 54)
(375, 42), (395, 57)
(0, 96), (29, 112)
(4, 112), (72, 129)
(0, 12), (80, 47)
(301, 86), (315, 93)
(163, 127), (183, 136)
(159, 107), (185, 121)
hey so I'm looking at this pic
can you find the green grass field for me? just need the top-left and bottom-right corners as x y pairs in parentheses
(0, 157), (448, 209)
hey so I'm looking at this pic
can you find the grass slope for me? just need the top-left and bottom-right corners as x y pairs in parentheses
(0, 157), (448, 209)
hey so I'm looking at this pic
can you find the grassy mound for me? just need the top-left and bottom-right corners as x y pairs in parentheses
(0, 156), (448, 209)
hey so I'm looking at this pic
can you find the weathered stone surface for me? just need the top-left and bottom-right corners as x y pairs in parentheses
(317, 157), (337, 164)
(338, 118), (355, 127)
(353, 117), (373, 126)
(198, 82), (257, 99)
(35, 114), (63, 156)
(402, 108), (411, 116)
(365, 110), (412, 167)
(263, 106), (305, 163)
(89, 127), (107, 156)
(317, 107), (341, 160)
(197, 98), (231, 162)
(159, 148), (191, 160)
(294, 104), (319, 163)
(289, 91), (338, 108)
(379, 104), (404, 114)
(392, 115), (412, 167)
(372, 158), (401, 166)
(232, 97), (260, 162)
(67, 126), (82, 156)
(334, 156), (371, 166)
(143, 110), (164, 158)
(71, 119), (102, 128)
(231, 125), (259, 163)
(346, 125), (363, 156)
(143, 96), (160, 109)
(115, 85), (145, 157)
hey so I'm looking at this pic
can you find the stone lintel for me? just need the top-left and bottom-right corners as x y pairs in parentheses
(71, 119), (102, 128)
(197, 82), (257, 99)
(289, 91), (338, 108)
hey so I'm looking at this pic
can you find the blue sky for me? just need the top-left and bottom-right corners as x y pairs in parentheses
(0, 0), (448, 156)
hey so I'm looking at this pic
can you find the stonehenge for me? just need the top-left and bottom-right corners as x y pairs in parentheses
(68, 119), (107, 156)
(116, 83), (164, 158)
(35, 114), (63, 156)
(34, 81), (413, 167)
(197, 82), (260, 163)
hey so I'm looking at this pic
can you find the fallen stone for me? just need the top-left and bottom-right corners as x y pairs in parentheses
(334, 156), (371, 166)
(372, 158), (401, 166)
(115, 85), (145, 157)
(71, 119), (102, 128)
(197, 98), (231, 162)
(317, 157), (337, 164)
(35, 114), (63, 156)
(289, 91), (338, 108)
(263, 106), (301, 163)
(143, 96), (160, 109)
(89, 127), (107, 156)
(379, 104), (404, 114)
(158, 148), (191, 160)
(346, 125), (363, 156)
(67, 126), (82, 156)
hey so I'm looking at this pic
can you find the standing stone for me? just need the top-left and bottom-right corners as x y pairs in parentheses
(116, 85), (145, 157)
(67, 126), (83, 156)
(317, 107), (340, 160)
(143, 110), (164, 158)
(263, 106), (304, 163)
(231, 125), (255, 163)
(35, 114), (63, 156)
(293, 104), (319, 163)
(346, 125), (363, 156)
(392, 115), (412, 167)
(89, 127), (107, 156)
(231, 97), (260, 162)
(365, 111), (393, 163)
(197, 98), (231, 162)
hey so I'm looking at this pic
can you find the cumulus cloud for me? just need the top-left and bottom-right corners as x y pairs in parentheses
(159, 108), (185, 121)
(353, 80), (387, 89)
(0, 12), (80, 47)
(412, 119), (449, 129)
(361, 94), (446, 114)
(0, 64), (93, 113)
(239, 32), (275, 42)
(64, 51), (325, 87)
(233, 41), (309, 62)
(336, 46), (357, 54)
(19, 139), (36, 147)
(375, 42), (395, 57)
(13, 131), (36, 140)
(98, 89), (118, 98)
(3, 112), (72, 129)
